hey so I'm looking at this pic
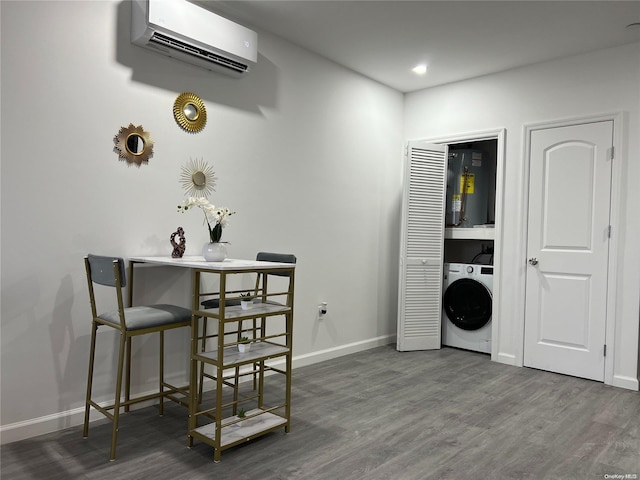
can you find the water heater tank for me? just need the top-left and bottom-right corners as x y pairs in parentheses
(446, 150), (490, 227)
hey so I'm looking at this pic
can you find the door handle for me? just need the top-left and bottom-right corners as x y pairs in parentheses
(528, 257), (538, 266)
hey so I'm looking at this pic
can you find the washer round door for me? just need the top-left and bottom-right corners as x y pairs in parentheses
(443, 278), (492, 331)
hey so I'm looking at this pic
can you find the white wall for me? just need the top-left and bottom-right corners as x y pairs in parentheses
(3, 0), (637, 445)
(405, 42), (640, 389)
(0, 0), (403, 442)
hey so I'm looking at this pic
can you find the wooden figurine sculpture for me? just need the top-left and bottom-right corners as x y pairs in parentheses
(170, 227), (186, 258)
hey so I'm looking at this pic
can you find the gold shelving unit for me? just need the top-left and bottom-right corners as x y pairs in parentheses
(187, 263), (295, 462)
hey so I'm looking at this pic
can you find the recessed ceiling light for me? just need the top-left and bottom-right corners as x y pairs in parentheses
(412, 64), (427, 75)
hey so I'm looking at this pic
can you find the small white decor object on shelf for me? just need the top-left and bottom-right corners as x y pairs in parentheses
(240, 292), (254, 310)
(235, 408), (247, 427)
(237, 337), (251, 353)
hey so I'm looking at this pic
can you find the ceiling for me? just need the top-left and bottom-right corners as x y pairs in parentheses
(204, 0), (640, 93)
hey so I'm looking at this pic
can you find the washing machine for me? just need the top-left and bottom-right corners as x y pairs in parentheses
(442, 263), (493, 354)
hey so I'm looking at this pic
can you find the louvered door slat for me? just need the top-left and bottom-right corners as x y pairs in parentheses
(397, 142), (447, 351)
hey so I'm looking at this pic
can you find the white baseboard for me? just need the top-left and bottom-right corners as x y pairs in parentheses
(0, 387), (181, 446)
(494, 351), (519, 367)
(291, 334), (396, 369)
(493, 354), (638, 392)
(611, 374), (640, 391)
(0, 335), (395, 445)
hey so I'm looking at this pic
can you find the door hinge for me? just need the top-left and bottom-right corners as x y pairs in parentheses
(608, 225), (612, 238)
(604, 344), (607, 357)
(610, 146), (614, 160)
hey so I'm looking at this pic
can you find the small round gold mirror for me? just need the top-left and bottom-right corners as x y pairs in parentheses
(126, 133), (145, 155)
(114, 124), (154, 166)
(173, 92), (206, 133)
(183, 103), (199, 121)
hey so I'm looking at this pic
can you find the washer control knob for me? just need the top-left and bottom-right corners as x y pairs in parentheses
(466, 266), (474, 274)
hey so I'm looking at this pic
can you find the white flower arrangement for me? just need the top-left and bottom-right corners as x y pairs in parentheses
(177, 196), (235, 243)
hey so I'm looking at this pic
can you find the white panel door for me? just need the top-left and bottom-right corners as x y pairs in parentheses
(524, 121), (613, 381)
(397, 142), (447, 351)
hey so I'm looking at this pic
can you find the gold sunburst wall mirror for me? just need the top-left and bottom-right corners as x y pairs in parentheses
(113, 124), (154, 166)
(180, 158), (217, 197)
(173, 92), (207, 133)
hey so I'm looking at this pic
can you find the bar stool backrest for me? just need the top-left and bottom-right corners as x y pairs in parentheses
(256, 252), (296, 277)
(87, 254), (127, 288)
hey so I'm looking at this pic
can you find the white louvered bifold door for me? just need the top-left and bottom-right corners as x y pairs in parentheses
(397, 141), (447, 351)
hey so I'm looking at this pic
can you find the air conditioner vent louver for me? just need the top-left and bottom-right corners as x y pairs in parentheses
(149, 32), (249, 74)
(131, 0), (257, 78)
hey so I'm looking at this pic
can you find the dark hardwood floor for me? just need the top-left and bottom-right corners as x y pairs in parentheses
(2, 345), (639, 479)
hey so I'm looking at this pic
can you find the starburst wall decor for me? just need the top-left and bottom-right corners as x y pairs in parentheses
(180, 158), (217, 197)
(173, 92), (207, 133)
(113, 123), (154, 167)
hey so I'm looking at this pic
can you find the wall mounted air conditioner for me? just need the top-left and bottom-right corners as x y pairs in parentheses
(131, 0), (257, 77)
